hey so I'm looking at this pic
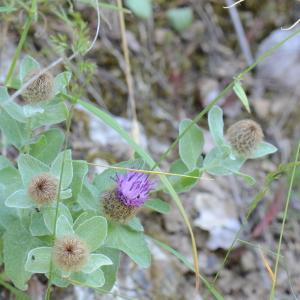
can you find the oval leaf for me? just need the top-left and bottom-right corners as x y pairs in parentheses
(179, 119), (204, 170)
(75, 216), (107, 252)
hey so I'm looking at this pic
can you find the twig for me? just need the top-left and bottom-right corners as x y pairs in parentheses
(117, 0), (140, 145)
(223, 0), (245, 8)
(224, 0), (253, 65)
(281, 19), (300, 31)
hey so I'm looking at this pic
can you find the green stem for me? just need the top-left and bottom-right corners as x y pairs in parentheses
(44, 105), (74, 300)
(269, 141), (300, 300)
(4, 0), (37, 86)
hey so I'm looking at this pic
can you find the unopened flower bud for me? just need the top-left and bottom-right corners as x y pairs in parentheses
(226, 119), (263, 156)
(53, 235), (89, 272)
(22, 70), (54, 103)
(28, 173), (58, 206)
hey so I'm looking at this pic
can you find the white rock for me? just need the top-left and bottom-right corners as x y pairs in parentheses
(193, 193), (240, 250)
(76, 105), (148, 158)
(256, 29), (300, 93)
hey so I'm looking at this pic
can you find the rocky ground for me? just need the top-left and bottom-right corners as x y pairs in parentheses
(1, 0), (300, 299)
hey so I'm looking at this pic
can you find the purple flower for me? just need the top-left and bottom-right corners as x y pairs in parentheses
(114, 172), (155, 207)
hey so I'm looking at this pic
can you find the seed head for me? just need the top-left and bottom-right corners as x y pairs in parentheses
(226, 119), (263, 156)
(53, 235), (89, 272)
(101, 172), (155, 223)
(28, 173), (58, 206)
(22, 70), (54, 103)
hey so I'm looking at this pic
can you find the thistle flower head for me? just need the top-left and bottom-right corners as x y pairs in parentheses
(22, 70), (54, 103)
(28, 173), (58, 206)
(53, 235), (89, 272)
(115, 172), (155, 207)
(226, 119), (263, 156)
(101, 171), (155, 223)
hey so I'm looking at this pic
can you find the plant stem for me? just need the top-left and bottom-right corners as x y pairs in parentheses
(269, 141), (300, 300)
(44, 105), (74, 300)
(4, 0), (37, 86)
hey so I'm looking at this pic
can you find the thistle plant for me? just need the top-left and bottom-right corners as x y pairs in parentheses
(0, 1), (298, 299)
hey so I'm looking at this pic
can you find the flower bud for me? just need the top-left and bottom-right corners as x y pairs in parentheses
(53, 235), (89, 272)
(226, 119), (263, 156)
(22, 70), (54, 103)
(28, 173), (58, 206)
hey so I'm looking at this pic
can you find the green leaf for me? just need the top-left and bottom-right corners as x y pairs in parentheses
(144, 198), (170, 214)
(54, 71), (72, 95)
(31, 102), (68, 128)
(25, 247), (52, 273)
(56, 215), (74, 238)
(5, 189), (33, 208)
(171, 169), (200, 193)
(0, 156), (13, 169)
(43, 203), (73, 234)
(18, 154), (50, 187)
(127, 217), (144, 232)
(233, 80), (251, 113)
(19, 56), (40, 82)
(75, 216), (107, 252)
(203, 146), (245, 176)
(166, 7), (193, 32)
(3, 220), (43, 290)
(70, 269), (105, 288)
(77, 178), (99, 211)
(125, 0), (152, 19)
(179, 119), (204, 170)
(234, 171), (256, 185)
(0, 87), (26, 122)
(169, 159), (201, 193)
(0, 5), (17, 13)
(81, 253), (112, 274)
(96, 247), (120, 293)
(0, 191), (18, 231)
(30, 211), (51, 236)
(0, 110), (29, 148)
(73, 211), (97, 229)
(71, 160), (88, 200)
(249, 142), (278, 159)
(29, 128), (65, 164)
(208, 106), (225, 147)
(22, 104), (44, 118)
(0, 166), (22, 196)
(50, 150), (73, 190)
(105, 223), (151, 268)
